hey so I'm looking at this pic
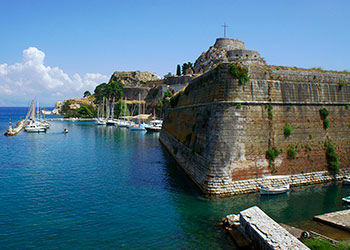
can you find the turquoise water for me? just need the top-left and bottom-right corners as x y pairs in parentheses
(1, 107), (350, 249)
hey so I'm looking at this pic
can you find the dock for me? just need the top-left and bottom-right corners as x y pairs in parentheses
(314, 209), (350, 232)
(4, 120), (24, 136)
(224, 206), (308, 249)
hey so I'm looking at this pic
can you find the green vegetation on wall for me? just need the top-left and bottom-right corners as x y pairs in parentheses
(319, 108), (330, 130)
(325, 141), (339, 172)
(265, 104), (273, 120)
(266, 148), (280, 161)
(284, 124), (292, 137)
(287, 148), (297, 159)
(228, 63), (249, 85)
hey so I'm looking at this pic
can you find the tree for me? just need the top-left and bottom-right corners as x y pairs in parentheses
(94, 81), (124, 103)
(176, 64), (181, 76)
(163, 72), (172, 79)
(83, 91), (91, 98)
(182, 63), (188, 75)
(187, 62), (194, 71)
(181, 62), (194, 75)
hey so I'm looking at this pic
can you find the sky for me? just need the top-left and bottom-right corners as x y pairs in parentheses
(0, 0), (349, 106)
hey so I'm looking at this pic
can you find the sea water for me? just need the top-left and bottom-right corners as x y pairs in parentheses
(1, 107), (350, 249)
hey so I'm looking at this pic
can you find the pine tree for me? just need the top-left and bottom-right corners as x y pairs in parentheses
(176, 64), (181, 76)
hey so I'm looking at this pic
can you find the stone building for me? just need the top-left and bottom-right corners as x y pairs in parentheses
(194, 38), (266, 74)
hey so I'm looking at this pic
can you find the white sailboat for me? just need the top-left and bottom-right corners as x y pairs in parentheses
(128, 94), (146, 131)
(117, 97), (129, 128)
(106, 97), (118, 126)
(95, 97), (107, 125)
(24, 99), (48, 133)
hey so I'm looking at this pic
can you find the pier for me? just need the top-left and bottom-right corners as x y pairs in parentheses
(314, 209), (350, 232)
(224, 206), (308, 249)
(4, 119), (24, 136)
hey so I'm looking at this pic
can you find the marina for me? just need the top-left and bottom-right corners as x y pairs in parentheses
(1, 107), (350, 249)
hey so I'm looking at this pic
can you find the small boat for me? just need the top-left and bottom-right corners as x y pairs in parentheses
(259, 184), (290, 195)
(106, 119), (118, 126)
(343, 176), (350, 185)
(145, 119), (163, 132)
(24, 122), (47, 133)
(342, 196), (350, 203)
(63, 128), (68, 133)
(128, 123), (146, 131)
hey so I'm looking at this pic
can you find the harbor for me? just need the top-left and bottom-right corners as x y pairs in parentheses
(1, 108), (350, 249)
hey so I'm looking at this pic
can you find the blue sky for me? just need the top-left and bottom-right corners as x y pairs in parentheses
(0, 0), (349, 106)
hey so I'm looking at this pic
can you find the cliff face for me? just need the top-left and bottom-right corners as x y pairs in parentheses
(159, 64), (350, 196)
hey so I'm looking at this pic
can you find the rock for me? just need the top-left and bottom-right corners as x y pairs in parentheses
(52, 101), (63, 115)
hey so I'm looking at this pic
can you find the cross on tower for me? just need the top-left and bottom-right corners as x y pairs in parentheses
(221, 23), (228, 38)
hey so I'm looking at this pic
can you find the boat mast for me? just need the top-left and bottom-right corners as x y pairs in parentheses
(111, 97), (115, 120)
(138, 93), (141, 124)
(31, 99), (36, 121)
(124, 97), (127, 121)
(102, 97), (105, 119)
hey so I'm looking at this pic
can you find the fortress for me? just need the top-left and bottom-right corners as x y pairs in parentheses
(160, 38), (350, 196)
(194, 38), (266, 74)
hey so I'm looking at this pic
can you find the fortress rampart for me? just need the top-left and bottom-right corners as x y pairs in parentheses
(214, 38), (246, 50)
(159, 64), (350, 196)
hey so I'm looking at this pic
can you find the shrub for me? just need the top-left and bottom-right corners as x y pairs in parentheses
(266, 148), (280, 161)
(305, 145), (312, 152)
(339, 80), (348, 87)
(319, 108), (329, 120)
(228, 63), (249, 85)
(325, 141), (339, 172)
(284, 124), (292, 137)
(268, 111), (273, 120)
(235, 103), (242, 109)
(287, 148), (297, 159)
(323, 118), (330, 129)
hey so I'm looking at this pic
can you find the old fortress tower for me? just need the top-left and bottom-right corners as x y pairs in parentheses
(160, 36), (350, 196)
(194, 38), (266, 73)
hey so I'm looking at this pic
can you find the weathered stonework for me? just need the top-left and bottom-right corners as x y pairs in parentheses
(109, 71), (159, 85)
(159, 63), (350, 196)
(194, 38), (266, 74)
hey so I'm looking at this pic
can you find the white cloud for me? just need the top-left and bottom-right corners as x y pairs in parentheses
(0, 47), (109, 106)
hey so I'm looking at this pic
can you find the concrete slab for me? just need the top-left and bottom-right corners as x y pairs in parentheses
(314, 209), (350, 232)
(239, 206), (309, 249)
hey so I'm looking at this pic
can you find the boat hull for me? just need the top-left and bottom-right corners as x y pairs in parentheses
(259, 184), (290, 195)
(24, 127), (47, 133)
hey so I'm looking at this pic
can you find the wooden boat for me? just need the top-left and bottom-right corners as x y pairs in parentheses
(259, 184), (290, 195)
(342, 196), (350, 203)
(343, 176), (350, 185)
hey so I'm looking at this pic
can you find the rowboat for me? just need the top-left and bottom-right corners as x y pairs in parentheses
(259, 184), (290, 195)
(343, 176), (350, 185)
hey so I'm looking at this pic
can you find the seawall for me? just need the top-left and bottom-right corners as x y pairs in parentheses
(159, 64), (350, 196)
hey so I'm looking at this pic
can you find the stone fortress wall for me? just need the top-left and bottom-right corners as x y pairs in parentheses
(159, 64), (350, 196)
(213, 38), (246, 50)
(194, 38), (266, 74)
